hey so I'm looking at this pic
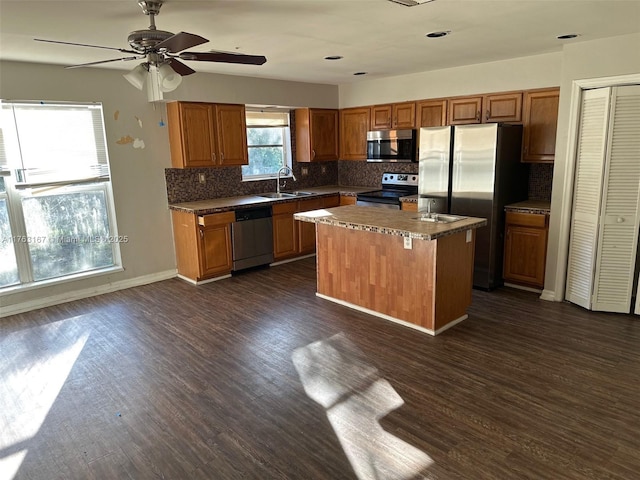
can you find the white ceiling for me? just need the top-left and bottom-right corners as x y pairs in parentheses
(1, 0), (639, 85)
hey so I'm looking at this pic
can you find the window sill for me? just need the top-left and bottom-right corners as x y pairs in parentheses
(0, 265), (124, 297)
(242, 174), (294, 183)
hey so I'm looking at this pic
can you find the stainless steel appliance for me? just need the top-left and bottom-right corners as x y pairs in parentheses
(356, 172), (418, 209)
(418, 123), (528, 289)
(231, 206), (274, 271)
(366, 129), (417, 162)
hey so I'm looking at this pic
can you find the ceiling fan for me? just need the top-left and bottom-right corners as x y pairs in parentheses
(35, 0), (267, 97)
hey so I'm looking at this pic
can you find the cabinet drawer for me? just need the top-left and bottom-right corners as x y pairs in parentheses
(272, 201), (297, 215)
(298, 198), (324, 212)
(199, 211), (235, 227)
(506, 211), (547, 228)
(322, 194), (340, 208)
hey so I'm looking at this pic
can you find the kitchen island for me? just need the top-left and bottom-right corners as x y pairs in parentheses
(294, 205), (487, 335)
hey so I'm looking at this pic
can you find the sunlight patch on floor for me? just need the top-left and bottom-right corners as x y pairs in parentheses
(0, 317), (90, 480)
(292, 332), (433, 480)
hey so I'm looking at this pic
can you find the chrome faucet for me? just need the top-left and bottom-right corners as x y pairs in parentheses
(276, 166), (297, 193)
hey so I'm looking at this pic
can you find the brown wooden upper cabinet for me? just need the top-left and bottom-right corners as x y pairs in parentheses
(416, 99), (448, 127)
(370, 102), (416, 129)
(294, 108), (339, 162)
(522, 88), (560, 163)
(167, 102), (248, 168)
(448, 92), (522, 125)
(340, 107), (370, 160)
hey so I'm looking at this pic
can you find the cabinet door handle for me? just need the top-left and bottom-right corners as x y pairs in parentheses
(486, 109), (490, 121)
(524, 146), (528, 155)
(220, 152), (224, 161)
(199, 229), (204, 238)
(476, 110), (481, 122)
(212, 153), (216, 162)
(312, 149), (316, 159)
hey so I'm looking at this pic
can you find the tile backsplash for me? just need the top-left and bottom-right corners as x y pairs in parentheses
(528, 163), (553, 202)
(337, 161), (419, 187)
(165, 162), (338, 204)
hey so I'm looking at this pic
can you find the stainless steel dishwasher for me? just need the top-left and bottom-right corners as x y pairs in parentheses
(231, 206), (274, 271)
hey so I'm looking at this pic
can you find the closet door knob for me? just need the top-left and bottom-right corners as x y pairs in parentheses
(616, 217), (625, 223)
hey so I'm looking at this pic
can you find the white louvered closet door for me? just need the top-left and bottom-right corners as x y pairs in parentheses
(565, 88), (611, 309)
(592, 85), (640, 312)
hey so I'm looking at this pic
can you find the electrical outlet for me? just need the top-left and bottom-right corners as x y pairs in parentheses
(301, 166), (309, 176)
(198, 173), (206, 184)
(321, 165), (327, 174)
(404, 236), (412, 249)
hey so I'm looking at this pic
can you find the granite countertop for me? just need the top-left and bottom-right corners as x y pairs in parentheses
(169, 185), (375, 215)
(505, 200), (551, 215)
(294, 205), (487, 241)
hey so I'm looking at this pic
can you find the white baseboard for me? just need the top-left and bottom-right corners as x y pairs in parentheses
(504, 282), (543, 294)
(316, 293), (468, 336)
(270, 253), (316, 267)
(176, 273), (231, 285)
(1, 269), (177, 318)
(540, 289), (557, 302)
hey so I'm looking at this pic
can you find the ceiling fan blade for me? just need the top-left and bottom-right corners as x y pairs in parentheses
(168, 58), (196, 76)
(64, 56), (142, 69)
(35, 38), (138, 55)
(154, 32), (208, 53)
(179, 52), (267, 65)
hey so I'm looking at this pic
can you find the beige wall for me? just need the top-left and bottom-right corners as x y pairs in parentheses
(338, 52), (562, 107)
(0, 61), (337, 315)
(544, 33), (640, 301)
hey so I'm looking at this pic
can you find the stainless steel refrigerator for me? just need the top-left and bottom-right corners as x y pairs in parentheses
(418, 123), (528, 290)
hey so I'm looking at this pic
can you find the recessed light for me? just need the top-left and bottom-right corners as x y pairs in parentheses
(353, 72), (368, 76)
(557, 33), (580, 40)
(426, 31), (450, 38)
(324, 55), (343, 60)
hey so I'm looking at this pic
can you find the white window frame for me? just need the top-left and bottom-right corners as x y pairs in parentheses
(242, 110), (293, 182)
(0, 100), (122, 294)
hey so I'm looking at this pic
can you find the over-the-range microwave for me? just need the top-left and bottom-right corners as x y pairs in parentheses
(366, 129), (417, 162)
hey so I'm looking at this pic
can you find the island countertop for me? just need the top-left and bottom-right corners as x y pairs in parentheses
(294, 205), (487, 241)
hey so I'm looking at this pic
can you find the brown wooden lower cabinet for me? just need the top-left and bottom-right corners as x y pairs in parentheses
(503, 211), (548, 289)
(172, 210), (234, 282)
(340, 195), (357, 206)
(401, 202), (418, 212)
(274, 195), (341, 260)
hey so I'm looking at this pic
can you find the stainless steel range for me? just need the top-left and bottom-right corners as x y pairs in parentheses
(356, 172), (418, 210)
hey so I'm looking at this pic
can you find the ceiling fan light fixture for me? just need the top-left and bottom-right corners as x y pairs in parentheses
(158, 63), (182, 92)
(146, 65), (164, 102)
(123, 63), (148, 90)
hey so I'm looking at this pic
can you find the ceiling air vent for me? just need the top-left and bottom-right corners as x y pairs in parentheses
(388, 0), (435, 6)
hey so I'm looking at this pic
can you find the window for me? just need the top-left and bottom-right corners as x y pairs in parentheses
(0, 101), (120, 290)
(242, 111), (292, 181)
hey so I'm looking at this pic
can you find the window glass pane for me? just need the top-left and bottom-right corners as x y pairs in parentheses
(247, 127), (283, 146)
(0, 177), (5, 193)
(21, 189), (114, 281)
(242, 147), (285, 177)
(0, 198), (19, 287)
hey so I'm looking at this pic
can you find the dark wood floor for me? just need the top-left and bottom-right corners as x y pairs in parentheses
(1, 257), (639, 480)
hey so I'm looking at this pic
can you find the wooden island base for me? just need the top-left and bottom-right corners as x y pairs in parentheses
(315, 223), (476, 335)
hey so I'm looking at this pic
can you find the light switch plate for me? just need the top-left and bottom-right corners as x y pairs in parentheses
(404, 236), (412, 249)
(466, 230), (472, 243)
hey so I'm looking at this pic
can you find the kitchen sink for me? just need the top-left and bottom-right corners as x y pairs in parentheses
(259, 192), (297, 198)
(415, 214), (467, 223)
(287, 191), (314, 196)
(259, 191), (315, 199)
